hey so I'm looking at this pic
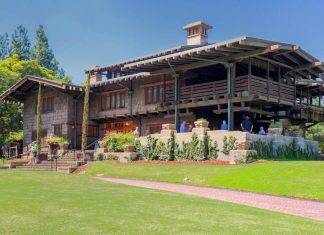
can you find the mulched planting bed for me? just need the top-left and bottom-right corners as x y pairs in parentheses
(117, 160), (230, 165)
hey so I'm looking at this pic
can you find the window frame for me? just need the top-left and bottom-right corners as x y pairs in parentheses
(145, 82), (174, 105)
(35, 96), (54, 114)
(98, 91), (126, 112)
(53, 124), (62, 136)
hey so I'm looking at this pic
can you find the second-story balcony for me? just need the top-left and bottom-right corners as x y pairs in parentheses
(165, 75), (295, 106)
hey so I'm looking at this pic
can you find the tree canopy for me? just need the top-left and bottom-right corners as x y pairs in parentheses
(31, 25), (59, 75)
(0, 54), (70, 93)
(0, 33), (10, 60)
(10, 25), (31, 61)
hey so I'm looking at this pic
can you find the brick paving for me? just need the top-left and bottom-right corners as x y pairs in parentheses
(94, 176), (324, 222)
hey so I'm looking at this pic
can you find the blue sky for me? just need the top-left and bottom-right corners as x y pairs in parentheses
(1, 0), (324, 84)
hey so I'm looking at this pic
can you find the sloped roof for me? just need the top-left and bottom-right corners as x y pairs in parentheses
(85, 36), (324, 82)
(120, 36), (324, 79)
(0, 76), (84, 103)
(84, 44), (205, 73)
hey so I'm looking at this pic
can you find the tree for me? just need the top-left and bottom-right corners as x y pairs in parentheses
(11, 25), (31, 60)
(81, 77), (90, 152)
(0, 33), (10, 60)
(31, 25), (59, 73)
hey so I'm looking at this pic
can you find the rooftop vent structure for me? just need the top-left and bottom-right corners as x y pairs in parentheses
(183, 21), (212, 46)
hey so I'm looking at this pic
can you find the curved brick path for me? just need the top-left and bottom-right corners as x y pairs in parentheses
(94, 176), (324, 222)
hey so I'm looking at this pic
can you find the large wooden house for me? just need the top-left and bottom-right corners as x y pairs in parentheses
(1, 21), (324, 149)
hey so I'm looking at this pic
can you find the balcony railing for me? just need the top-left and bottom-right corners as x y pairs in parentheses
(165, 75), (295, 104)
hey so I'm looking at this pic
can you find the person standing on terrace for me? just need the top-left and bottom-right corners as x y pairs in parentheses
(220, 120), (228, 130)
(180, 121), (188, 133)
(241, 116), (253, 133)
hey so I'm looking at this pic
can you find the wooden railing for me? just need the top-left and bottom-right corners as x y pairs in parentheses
(249, 75), (294, 103)
(165, 75), (295, 104)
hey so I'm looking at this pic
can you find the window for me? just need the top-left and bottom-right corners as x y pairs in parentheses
(76, 125), (99, 137)
(98, 91), (126, 111)
(53, 124), (62, 136)
(149, 124), (162, 134)
(88, 125), (99, 137)
(35, 96), (54, 114)
(32, 129), (48, 141)
(104, 121), (135, 133)
(145, 82), (174, 104)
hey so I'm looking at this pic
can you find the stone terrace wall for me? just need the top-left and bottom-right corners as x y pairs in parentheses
(247, 134), (318, 155)
(138, 129), (318, 160)
(138, 129), (248, 160)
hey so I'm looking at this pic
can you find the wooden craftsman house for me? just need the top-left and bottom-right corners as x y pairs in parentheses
(1, 21), (324, 149)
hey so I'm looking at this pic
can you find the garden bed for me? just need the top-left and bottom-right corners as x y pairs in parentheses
(117, 160), (230, 165)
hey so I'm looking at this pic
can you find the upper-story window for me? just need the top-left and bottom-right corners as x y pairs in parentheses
(145, 82), (173, 105)
(98, 91), (126, 111)
(35, 96), (54, 114)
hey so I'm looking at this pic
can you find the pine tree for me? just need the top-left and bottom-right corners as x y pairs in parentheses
(0, 33), (10, 60)
(31, 25), (59, 73)
(11, 25), (31, 60)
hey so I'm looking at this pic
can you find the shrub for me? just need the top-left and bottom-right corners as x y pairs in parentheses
(136, 131), (219, 161)
(288, 125), (302, 132)
(269, 120), (282, 128)
(103, 132), (135, 152)
(306, 123), (324, 153)
(47, 136), (65, 144)
(3, 131), (23, 144)
(222, 136), (237, 155)
(196, 118), (207, 122)
(250, 139), (316, 160)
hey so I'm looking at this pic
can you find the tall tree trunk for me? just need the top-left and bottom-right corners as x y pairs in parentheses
(36, 83), (42, 153)
(81, 77), (90, 152)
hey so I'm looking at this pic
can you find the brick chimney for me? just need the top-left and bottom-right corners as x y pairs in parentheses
(183, 21), (212, 46)
(89, 72), (102, 84)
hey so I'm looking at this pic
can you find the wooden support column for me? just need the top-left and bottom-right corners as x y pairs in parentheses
(128, 80), (133, 115)
(230, 63), (236, 130)
(319, 87), (322, 108)
(174, 73), (180, 131)
(307, 88), (310, 106)
(293, 73), (297, 106)
(278, 65), (281, 104)
(248, 58), (252, 95)
(267, 61), (270, 101)
(163, 74), (166, 103)
(300, 88), (303, 105)
(226, 64), (232, 131)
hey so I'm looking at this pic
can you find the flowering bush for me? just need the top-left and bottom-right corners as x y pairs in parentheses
(46, 136), (69, 144)
(103, 132), (135, 152)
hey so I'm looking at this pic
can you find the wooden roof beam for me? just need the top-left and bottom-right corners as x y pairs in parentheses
(254, 56), (293, 69)
(149, 44), (283, 76)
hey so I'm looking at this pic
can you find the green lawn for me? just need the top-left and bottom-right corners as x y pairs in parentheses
(0, 171), (323, 234)
(84, 161), (324, 201)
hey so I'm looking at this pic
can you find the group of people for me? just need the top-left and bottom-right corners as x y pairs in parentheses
(179, 115), (266, 135)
